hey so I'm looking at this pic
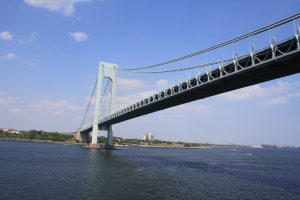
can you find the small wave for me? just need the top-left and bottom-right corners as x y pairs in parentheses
(251, 145), (263, 148)
(134, 168), (144, 172)
(230, 153), (252, 156)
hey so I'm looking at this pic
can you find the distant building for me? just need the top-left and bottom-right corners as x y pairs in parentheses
(143, 133), (154, 141)
(1, 128), (20, 134)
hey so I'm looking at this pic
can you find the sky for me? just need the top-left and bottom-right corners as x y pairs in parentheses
(1, 0), (300, 146)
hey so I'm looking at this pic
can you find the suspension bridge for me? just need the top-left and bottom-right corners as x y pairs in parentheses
(77, 13), (300, 148)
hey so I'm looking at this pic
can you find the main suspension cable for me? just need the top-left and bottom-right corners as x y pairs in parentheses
(119, 12), (300, 71)
(127, 54), (248, 74)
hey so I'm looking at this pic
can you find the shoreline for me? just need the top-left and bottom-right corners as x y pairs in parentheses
(115, 144), (212, 149)
(0, 138), (211, 148)
(3, 138), (297, 149)
(0, 137), (78, 145)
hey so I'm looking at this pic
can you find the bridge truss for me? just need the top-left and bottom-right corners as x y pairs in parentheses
(79, 13), (300, 148)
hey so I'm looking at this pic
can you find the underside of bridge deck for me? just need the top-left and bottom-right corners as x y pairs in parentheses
(79, 34), (300, 136)
(99, 49), (300, 128)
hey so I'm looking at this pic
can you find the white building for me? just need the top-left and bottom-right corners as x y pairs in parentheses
(1, 128), (20, 134)
(143, 133), (154, 141)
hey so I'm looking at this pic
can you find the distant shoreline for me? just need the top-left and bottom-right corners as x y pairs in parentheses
(0, 138), (211, 148)
(0, 138), (78, 145)
(2, 138), (299, 150)
(115, 144), (213, 149)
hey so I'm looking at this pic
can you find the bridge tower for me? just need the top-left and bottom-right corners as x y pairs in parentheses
(91, 62), (117, 149)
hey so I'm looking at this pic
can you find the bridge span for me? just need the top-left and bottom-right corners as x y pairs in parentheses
(79, 13), (300, 148)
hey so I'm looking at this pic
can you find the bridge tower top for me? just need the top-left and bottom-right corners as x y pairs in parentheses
(99, 62), (117, 81)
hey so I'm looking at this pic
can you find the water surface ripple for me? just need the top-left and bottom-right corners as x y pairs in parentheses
(0, 141), (300, 200)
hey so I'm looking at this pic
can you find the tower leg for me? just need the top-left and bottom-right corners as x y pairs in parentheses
(90, 66), (103, 147)
(105, 125), (114, 149)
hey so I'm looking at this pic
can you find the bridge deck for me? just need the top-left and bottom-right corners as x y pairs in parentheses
(81, 35), (300, 134)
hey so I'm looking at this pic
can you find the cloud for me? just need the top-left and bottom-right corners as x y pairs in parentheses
(28, 32), (39, 42)
(24, 59), (39, 67)
(221, 85), (264, 101)
(287, 92), (300, 98)
(2, 53), (17, 60)
(89, 90), (158, 119)
(9, 108), (22, 114)
(117, 78), (145, 89)
(30, 98), (83, 116)
(118, 96), (212, 119)
(221, 80), (300, 106)
(85, 95), (95, 104)
(17, 38), (24, 44)
(31, 98), (83, 113)
(70, 32), (87, 42)
(0, 97), (20, 105)
(262, 81), (300, 106)
(53, 110), (66, 115)
(71, 16), (82, 25)
(1, 53), (38, 68)
(24, 0), (90, 16)
(18, 32), (39, 44)
(0, 31), (13, 41)
(166, 103), (213, 114)
(264, 91), (300, 106)
(138, 91), (157, 99)
(266, 97), (289, 105)
(114, 90), (157, 111)
(0, 93), (20, 106)
(156, 79), (169, 88)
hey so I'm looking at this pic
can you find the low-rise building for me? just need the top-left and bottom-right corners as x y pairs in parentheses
(1, 128), (20, 134)
(143, 133), (154, 141)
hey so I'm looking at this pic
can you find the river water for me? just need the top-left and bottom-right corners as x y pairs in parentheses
(0, 140), (300, 200)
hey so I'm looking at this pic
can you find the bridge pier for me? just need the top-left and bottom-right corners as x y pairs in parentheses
(74, 129), (82, 142)
(105, 125), (114, 149)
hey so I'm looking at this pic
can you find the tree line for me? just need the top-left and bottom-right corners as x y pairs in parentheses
(0, 129), (73, 142)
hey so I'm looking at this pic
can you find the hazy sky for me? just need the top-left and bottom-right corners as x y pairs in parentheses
(1, 0), (300, 146)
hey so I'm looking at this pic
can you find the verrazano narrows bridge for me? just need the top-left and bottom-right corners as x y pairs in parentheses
(78, 13), (300, 148)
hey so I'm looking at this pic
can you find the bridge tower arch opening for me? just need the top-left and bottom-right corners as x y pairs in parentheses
(91, 62), (117, 149)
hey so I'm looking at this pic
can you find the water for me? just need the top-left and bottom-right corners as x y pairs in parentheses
(0, 141), (300, 200)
